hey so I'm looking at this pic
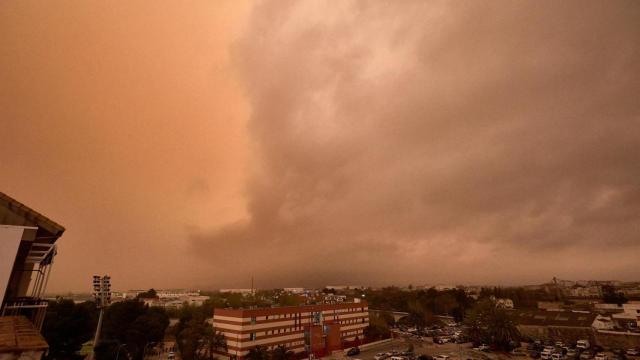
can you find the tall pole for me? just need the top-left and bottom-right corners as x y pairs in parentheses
(88, 307), (104, 360)
(89, 275), (111, 360)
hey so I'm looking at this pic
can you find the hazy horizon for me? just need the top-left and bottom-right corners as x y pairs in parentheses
(2, 1), (639, 293)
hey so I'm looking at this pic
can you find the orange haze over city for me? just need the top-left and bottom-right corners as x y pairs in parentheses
(1, 1), (639, 293)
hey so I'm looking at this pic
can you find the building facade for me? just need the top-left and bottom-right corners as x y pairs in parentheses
(212, 301), (369, 359)
(0, 192), (65, 360)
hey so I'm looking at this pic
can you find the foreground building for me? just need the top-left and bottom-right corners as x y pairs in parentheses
(0, 192), (65, 360)
(212, 300), (369, 360)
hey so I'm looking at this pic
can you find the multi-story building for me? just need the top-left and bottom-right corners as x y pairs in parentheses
(212, 301), (369, 360)
(0, 192), (65, 360)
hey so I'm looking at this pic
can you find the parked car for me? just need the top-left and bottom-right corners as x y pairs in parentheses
(434, 355), (450, 360)
(577, 341), (591, 350)
(626, 349), (639, 357)
(580, 352), (595, 360)
(566, 349), (579, 359)
(347, 347), (360, 356)
(168, 352), (175, 360)
(552, 353), (565, 360)
(375, 353), (389, 360)
(595, 353), (608, 360)
(476, 344), (491, 352)
(530, 350), (541, 358)
(542, 350), (554, 360)
(511, 349), (527, 356)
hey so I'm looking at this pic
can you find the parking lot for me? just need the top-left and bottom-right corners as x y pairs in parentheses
(329, 337), (640, 360)
(326, 337), (507, 360)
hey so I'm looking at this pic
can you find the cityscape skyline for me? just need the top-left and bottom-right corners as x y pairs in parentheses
(2, 0), (640, 293)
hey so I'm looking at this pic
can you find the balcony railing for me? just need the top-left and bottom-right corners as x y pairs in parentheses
(1, 297), (49, 330)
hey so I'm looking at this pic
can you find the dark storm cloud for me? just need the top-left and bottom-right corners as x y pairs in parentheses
(190, 0), (640, 287)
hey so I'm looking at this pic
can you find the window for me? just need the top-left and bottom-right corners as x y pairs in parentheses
(250, 333), (257, 341)
(251, 317), (256, 324)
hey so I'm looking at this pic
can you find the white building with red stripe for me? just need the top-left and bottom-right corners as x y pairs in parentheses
(212, 301), (369, 359)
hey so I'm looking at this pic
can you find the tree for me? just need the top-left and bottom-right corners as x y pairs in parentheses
(98, 300), (169, 360)
(277, 294), (304, 307)
(245, 346), (269, 360)
(364, 313), (390, 341)
(271, 345), (294, 360)
(137, 289), (158, 299)
(176, 319), (227, 360)
(464, 299), (520, 350)
(42, 299), (98, 360)
(602, 285), (628, 306)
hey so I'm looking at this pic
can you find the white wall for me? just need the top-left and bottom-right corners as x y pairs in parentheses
(0, 225), (28, 305)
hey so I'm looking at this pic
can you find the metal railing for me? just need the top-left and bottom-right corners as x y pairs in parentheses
(1, 297), (49, 330)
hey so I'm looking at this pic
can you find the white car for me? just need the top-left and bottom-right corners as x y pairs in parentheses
(374, 353), (388, 360)
(577, 340), (590, 350)
(434, 355), (450, 360)
(595, 353), (607, 360)
(542, 350), (554, 360)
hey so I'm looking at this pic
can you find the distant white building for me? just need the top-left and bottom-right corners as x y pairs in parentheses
(157, 289), (200, 299)
(433, 284), (457, 291)
(219, 288), (254, 295)
(283, 287), (305, 294)
(493, 297), (514, 309)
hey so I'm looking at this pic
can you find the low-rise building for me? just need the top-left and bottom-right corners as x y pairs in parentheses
(212, 301), (369, 360)
(511, 309), (597, 343)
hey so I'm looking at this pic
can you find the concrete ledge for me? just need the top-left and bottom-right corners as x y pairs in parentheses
(342, 338), (393, 354)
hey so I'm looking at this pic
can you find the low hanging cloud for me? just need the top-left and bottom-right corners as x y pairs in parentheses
(190, 0), (640, 287)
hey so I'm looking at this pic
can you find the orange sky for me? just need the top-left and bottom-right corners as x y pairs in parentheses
(1, 1), (252, 291)
(1, 1), (639, 292)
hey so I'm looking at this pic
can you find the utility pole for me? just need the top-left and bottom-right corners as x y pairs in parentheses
(88, 275), (111, 360)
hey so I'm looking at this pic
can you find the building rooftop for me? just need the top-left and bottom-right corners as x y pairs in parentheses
(214, 300), (368, 317)
(0, 316), (48, 353)
(512, 309), (597, 328)
(0, 192), (65, 241)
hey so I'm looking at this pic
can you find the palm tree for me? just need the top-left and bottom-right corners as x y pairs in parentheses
(464, 299), (520, 350)
(488, 308), (520, 350)
(201, 327), (228, 360)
